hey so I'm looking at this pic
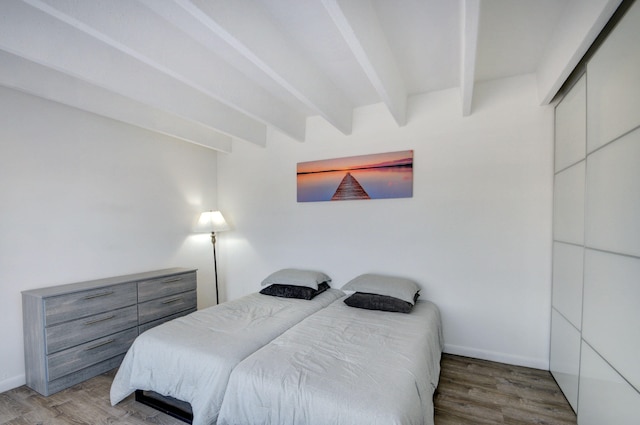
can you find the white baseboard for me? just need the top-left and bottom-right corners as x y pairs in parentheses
(0, 374), (25, 394)
(444, 343), (549, 370)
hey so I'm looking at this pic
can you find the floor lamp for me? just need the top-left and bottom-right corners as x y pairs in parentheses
(198, 210), (230, 305)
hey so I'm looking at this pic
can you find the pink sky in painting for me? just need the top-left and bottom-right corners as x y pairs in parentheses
(297, 150), (413, 174)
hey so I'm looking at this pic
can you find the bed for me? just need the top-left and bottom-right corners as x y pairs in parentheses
(218, 275), (444, 425)
(110, 268), (344, 425)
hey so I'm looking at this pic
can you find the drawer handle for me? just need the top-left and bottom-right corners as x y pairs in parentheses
(162, 277), (182, 283)
(162, 296), (183, 304)
(85, 339), (114, 351)
(83, 290), (114, 300)
(83, 314), (115, 326)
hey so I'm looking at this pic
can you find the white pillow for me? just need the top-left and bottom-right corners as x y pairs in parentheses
(261, 268), (331, 290)
(341, 273), (420, 305)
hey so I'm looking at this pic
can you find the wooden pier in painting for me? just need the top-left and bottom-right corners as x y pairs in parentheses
(331, 172), (370, 200)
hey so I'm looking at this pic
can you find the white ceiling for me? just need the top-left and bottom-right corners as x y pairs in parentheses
(0, 0), (622, 152)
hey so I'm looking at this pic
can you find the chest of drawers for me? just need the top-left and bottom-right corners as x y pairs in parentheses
(22, 268), (197, 396)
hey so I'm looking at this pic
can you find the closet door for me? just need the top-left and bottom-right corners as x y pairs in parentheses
(550, 74), (586, 413)
(579, 1), (640, 421)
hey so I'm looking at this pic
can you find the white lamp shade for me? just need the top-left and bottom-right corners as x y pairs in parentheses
(198, 210), (231, 233)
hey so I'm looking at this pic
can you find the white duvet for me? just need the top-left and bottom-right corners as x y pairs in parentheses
(110, 289), (344, 425)
(218, 297), (444, 425)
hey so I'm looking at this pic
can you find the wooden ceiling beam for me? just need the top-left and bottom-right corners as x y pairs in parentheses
(321, 0), (407, 126)
(155, 0), (354, 137)
(7, 0), (267, 147)
(461, 0), (480, 116)
(0, 50), (233, 152)
(35, 0), (309, 143)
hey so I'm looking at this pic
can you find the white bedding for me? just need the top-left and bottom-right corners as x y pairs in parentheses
(110, 289), (344, 425)
(218, 297), (443, 425)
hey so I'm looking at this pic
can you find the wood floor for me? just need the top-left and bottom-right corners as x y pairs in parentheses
(435, 355), (577, 425)
(0, 354), (576, 425)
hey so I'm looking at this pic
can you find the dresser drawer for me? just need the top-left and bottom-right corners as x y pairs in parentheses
(138, 290), (197, 325)
(138, 271), (197, 303)
(138, 307), (197, 334)
(45, 305), (138, 354)
(44, 282), (137, 326)
(48, 354), (126, 396)
(47, 327), (138, 381)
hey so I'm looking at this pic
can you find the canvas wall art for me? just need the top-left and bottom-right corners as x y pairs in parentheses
(297, 150), (413, 202)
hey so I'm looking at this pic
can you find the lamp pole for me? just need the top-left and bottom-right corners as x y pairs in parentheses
(211, 231), (219, 305)
(199, 210), (229, 306)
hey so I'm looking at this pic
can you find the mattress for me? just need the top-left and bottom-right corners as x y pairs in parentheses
(110, 288), (344, 425)
(218, 297), (443, 425)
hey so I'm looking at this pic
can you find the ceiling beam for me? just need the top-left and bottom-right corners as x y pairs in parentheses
(29, 0), (307, 143)
(0, 50), (233, 152)
(150, 0), (354, 136)
(2, 0), (267, 147)
(537, 0), (622, 104)
(460, 0), (480, 116)
(321, 0), (407, 126)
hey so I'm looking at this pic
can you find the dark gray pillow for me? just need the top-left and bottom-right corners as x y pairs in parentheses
(260, 282), (330, 300)
(343, 291), (420, 313)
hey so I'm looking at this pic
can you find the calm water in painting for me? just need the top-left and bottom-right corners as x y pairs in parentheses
(297, 166), (413, 202)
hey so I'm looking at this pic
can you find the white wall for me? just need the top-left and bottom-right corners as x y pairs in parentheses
(0, 87), (220, 392)
(218, 74), (554, 369)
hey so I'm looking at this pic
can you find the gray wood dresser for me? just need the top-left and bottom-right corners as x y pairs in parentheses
(22, 267), (197, 396)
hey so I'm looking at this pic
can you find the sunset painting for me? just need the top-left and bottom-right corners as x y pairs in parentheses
(297, 150), (413, 202)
